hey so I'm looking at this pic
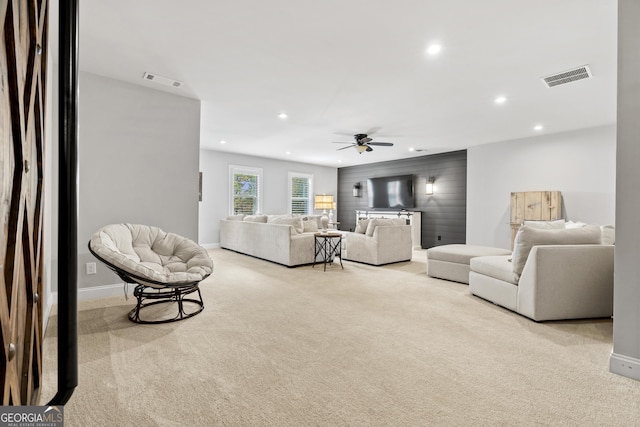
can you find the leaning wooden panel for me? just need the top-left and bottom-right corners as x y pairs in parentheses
(509, 191), (563, 249)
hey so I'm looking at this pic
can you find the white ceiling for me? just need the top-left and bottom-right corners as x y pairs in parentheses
(70, 0), (617, 167)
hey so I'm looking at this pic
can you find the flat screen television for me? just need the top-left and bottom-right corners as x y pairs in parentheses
(367, 174), (414, 209)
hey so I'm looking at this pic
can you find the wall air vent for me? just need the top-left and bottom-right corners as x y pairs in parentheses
(142, 72), (183, 88)
(542, 65), (592, 88)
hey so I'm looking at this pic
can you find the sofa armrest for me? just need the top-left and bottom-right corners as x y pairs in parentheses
(517, 244), (614, 321)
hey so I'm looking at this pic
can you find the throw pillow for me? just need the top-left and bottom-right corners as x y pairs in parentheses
(267, 216), (303, 234)
(355, 219), (371, 234)
(601, 225), (615, 245)
(226, 214), (245, 221)
(365, 218), (406, 237)
(243, 215), (268, 223)
(303, 215), (323, 229)
(511, 224), (602, 277)
(522, 219), (565, 229)
(302, 219), (319, 233)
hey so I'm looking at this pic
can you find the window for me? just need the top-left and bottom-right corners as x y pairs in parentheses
(229, 165), (263, 215)
(289, 172), (313, 215)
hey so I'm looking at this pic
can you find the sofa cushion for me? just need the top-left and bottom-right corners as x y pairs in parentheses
(267, 216), (303, 234)
(365, 218), (406, 237)
(511, 225), (602, 277)
(470, 255), (518, 285)
(523, 219), (565, 229)
(244, 215), (268, 223)
(565, 220), (588, 229)
(427, 244), (512, 264)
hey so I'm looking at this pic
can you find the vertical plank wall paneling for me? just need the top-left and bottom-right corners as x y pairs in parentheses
(337, 150), (467, 248)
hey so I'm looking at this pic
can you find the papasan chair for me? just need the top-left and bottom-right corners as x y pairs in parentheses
(89, 223), (213, 324)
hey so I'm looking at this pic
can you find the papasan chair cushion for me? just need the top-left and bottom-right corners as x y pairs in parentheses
(89, 223), (213, 324)
(89, 223), (213, 288)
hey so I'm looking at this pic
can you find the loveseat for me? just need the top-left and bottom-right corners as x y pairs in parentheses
(343, 218), (412, 265)
(220, 214), (325, 266)
(468, 224), (614, 321)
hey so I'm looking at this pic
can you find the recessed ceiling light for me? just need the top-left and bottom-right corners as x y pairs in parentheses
(408, 147), (415, 152)
(534, 125), (544, 131)
(285, 151), (291, 155)
(426, 44), (442, 55)
(494, 96), (507, 104)
(278, 112), (288, 119)
(219, 140), (227, 144)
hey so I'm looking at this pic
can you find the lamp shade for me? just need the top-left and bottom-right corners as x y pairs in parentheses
(314, 195), (334, 210)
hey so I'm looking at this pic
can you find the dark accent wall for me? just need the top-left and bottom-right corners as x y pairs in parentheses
(337, 150), (467, 249)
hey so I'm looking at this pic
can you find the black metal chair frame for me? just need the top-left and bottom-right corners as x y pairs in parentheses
(88, 244), (206, 324)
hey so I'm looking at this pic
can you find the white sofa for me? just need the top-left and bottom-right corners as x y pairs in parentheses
(343, 218), (413, 265)
(220, 214), (324, 266)
(469, 224), (614, 321)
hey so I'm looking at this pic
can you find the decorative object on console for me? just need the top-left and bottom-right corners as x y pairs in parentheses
(353, 182), (362, 197)
(315, 194), (334, 231)
(328, 202), (336, 224)
(426, 177), (435, 195)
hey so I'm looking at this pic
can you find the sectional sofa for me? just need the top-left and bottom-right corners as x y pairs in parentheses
(219, 215), (322, 266)
(220, 214), (414, 267)
(427, 221), (615, 321)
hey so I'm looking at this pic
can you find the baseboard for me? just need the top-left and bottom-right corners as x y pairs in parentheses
(610, 352), (640, 381)
(50, 282), (125, 305)
(201, 243), (220, 249)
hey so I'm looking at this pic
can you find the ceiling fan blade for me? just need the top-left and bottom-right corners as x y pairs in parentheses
(364, 126), (382, 135)
(332, 141), (353, 144)
(359, 137), (373, 143)
(336, 145), (355, 151)
(367, 142), (394, 146)
(366, 146), (373, 152)
(333, 130), (358, 137)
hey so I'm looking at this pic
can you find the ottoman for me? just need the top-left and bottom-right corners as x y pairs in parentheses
(426, 244), (512, 284)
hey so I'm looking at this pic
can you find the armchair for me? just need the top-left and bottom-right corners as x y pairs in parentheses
(344, 219), (412, 265)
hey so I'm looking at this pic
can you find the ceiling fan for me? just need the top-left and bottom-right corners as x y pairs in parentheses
(333, 133), (394, 154)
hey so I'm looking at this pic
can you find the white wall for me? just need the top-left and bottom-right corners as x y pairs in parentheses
(77, 72), (201, 289)
(467, 124), (616, 249)
(199, 149), (338, 246)
(610, 0), (640, 381)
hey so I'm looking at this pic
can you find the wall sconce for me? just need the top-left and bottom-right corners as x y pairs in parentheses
(426, 177), (435, 195)
(353, 182), (362, 197)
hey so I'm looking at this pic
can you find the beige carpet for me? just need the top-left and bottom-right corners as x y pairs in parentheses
(40, 249), (640, 426)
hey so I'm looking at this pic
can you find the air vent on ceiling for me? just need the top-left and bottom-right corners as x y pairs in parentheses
(142, 72), (183, 88)
(541, 65), (592, 88)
